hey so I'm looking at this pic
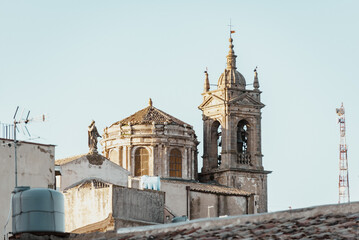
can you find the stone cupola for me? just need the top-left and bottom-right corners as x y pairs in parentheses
(101, 99), (199, 180)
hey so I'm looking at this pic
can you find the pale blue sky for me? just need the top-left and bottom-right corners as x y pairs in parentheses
(1, 1), (358, 211)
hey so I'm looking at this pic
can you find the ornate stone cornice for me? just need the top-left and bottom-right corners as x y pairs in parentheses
(200, 168), (271, 175)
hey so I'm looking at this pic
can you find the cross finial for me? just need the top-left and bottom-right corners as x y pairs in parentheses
(228, 19), (235, 37)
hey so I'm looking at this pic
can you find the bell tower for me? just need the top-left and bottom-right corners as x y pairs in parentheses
(198, 33), (271, 213)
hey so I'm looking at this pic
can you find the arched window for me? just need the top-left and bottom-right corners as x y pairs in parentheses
(109, 147), (123, 167)
(237, 120), (251, 165)
(211, 121), (222, 167)
(169, 149), (182, 177)
(237, 120), (249, 154)
(109, 149), (119, 164)
(135, 147), (149, 176)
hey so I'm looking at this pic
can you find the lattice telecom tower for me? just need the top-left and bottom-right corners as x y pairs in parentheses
(336, 103), (350, 203)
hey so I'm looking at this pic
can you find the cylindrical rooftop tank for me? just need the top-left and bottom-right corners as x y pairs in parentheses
(12, 187), (65, 234)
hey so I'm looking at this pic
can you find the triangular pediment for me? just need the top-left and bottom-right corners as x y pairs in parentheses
(229, 93), (264, 107)
(198, 94), (225, 109)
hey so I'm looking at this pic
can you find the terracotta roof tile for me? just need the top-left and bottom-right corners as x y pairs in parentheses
(14, 203), (359, 239)
(55, 153), (87, 165)
(113, 202), (359, 239)
(110, 106), (190, 127)
(71, 213), (114, 234)
(162, 179), (252, 196)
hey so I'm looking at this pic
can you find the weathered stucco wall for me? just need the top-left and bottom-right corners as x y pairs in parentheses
(190, 192), (248, 219)
(0, 139), (55, 236)
(112, 186), (165, 226)
(58, 155), (129, 191)
(161, 180), (250, 221)
(190, 191), (218, 219)
(161, 181), (187, 217)
(200, 171), (267, 213)
(223, 171), (266, 213)
(64, 181), (112, 232)
(221, 195), (247, 216)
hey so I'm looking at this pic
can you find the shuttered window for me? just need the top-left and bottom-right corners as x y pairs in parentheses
(169, 149), (182, 177)
(135, 147), (149, 176)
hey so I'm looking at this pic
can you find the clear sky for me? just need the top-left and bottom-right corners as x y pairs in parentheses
(1, 0), (358, 212)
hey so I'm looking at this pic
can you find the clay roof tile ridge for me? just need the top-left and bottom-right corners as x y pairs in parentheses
(110, 105), (191, 127)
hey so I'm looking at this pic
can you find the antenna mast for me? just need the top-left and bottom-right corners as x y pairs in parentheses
(336, 103), (350, 203)
(12, 107), (46, 188)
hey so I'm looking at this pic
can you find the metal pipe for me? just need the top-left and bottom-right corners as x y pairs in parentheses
(207, 206), (214, 218)
(246, 196), (249, 214)
(14, 121), (17, 188)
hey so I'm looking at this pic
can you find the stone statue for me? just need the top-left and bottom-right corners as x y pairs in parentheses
(88, 120), (101, 153)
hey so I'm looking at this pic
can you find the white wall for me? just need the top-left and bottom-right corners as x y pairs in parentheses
(0, 139), (55, 237)
(58, 155), (129, 191)
(64, 181), (112, 232)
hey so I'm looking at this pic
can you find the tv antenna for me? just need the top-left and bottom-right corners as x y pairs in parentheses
(12, 106), (46, 188)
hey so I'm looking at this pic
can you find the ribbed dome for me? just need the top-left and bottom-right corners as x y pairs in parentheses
(217, 69), (246, 89)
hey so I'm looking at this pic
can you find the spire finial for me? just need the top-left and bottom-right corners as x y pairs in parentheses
(204, 67), (210, 92)
(253, 66), (260, 90)
(149, 98), (153, 107)
(226, 36), (237, 70)
(226, 20), (237, 70)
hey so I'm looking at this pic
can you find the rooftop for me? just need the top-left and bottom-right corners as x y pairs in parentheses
(110, 100), (190, 127)
(162, 178), (252, 196)
(12, 202), (359, 239)
(0, 138), (56, 147)
(55, 152), (108, 166)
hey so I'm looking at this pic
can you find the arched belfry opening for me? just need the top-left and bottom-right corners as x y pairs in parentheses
(237, 120), (251, 165)
(210, 121), (222, 167)
(237, 120), (249, 153)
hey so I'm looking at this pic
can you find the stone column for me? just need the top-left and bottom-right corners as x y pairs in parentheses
(164, 146), (168, 177)
(128, 146), (133, 175)
(202, 116), (210, 172)
(153, 145), (160, 176)
(149, 146), (154, 176)
(189, 148), (193, 179)
(183, 148), (188, 179)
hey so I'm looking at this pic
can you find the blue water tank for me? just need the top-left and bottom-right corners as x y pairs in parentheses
(12, 187), (65, 234)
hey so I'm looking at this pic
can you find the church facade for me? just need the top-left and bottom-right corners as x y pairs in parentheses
(198, 35), (271, 213)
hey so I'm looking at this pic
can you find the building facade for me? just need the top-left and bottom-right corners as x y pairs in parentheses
(64, 179), (165, 233)
(0, 138), (55, 235)
(198, 35), (271, 213)
(101, 100), (199, 180)
(55, 152), (129, 191)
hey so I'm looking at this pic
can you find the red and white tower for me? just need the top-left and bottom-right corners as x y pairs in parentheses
(336, 103), (350, 203)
